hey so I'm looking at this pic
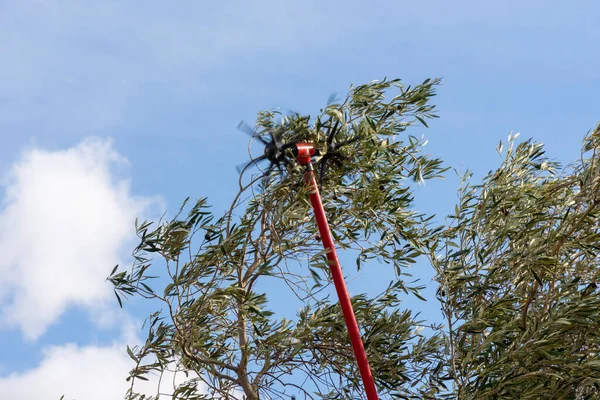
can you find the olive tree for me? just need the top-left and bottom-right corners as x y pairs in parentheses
(431, 125), (600, 399)
(109, 78), (450, 399)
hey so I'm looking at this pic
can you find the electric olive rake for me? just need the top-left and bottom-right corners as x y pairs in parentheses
(238, 121), (379, 400)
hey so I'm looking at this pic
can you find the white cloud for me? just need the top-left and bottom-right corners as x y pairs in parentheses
(0, 317), (206, 400)
(0, 137), (204, 399)
(0, 138), (161, 340)
(0, 341), (134, 400)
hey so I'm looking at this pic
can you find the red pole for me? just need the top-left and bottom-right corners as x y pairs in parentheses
(302, 162), (379, 400)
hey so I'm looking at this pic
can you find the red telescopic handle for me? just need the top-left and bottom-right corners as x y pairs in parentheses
(302, 162), (379, 400)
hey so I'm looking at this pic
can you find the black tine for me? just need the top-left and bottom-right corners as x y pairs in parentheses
(336, 135), (361, 148)
(319, 158), (328, 182)
(238, 121), (268, 145)
(281, 141), (297, 152)
(333, 158), (344, 167)
(235, 162), (247, 173)
(271, 127), (282, 146)
(258, 134), (271, 146)
(286, 109), (299, 119)
(237, 121), (254, 135)
(236, 154), (268, 174)
(251, 154), (268, 165)
(327, 92), (338, 105)
(327, 120), (340, 146)
(264, 163), (274, 178)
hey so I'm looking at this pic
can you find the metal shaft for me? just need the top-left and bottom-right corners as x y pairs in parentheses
(302, 163), (379, 400)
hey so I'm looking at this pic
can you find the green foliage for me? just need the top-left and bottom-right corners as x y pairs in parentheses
(109, 77), (449, 399)
(109, 71), (600, 399)
(431, 125), (600, 399)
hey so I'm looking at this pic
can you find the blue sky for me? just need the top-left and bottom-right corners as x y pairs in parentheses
(0, 0), (598, 398)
